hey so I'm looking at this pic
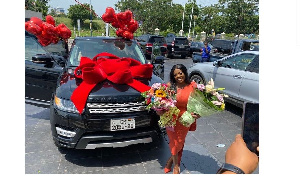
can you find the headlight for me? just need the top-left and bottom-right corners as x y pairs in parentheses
(54, 95), (79, 113)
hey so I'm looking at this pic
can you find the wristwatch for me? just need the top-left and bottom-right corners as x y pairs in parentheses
(217, 163), (245, 174)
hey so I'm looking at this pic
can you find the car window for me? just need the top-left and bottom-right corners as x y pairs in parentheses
(69, 39), (146, 66)
(44, 41), (68, 57)
(149, 37), (165, 44)
(25, 36), (48, 61)
(221, 54), (257, 71)
(246, 56), (259, 73)
(175, 38), (189, 45)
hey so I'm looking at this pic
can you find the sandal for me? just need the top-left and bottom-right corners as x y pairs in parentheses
(164, 157), (173, 173)
(173, 165), (180, 174)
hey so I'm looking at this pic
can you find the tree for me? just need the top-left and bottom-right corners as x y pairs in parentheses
(67, 3), (97, 27)
(25, 0), (50, 17)
(115, 0), (176, 34)
(218, 0), (259, 34)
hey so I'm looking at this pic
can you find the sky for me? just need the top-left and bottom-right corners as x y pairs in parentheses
(48, 0), (219, 17)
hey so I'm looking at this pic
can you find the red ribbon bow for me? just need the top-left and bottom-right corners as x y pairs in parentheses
(71, 52), (153, 114)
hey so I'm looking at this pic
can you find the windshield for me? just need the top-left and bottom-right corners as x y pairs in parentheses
(175, 38), (189, 45)
(25, 36), (48, 61)
(68, 38), (146, 66)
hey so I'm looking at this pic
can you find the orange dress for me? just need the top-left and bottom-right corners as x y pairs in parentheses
(166, 81), (197, 156)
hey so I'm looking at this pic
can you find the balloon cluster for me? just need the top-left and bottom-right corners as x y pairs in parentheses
(102, 7), (138, 40)
(25, 15), (71, 46)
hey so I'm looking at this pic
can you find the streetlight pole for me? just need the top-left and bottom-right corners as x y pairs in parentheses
(90, 0), (92, 36)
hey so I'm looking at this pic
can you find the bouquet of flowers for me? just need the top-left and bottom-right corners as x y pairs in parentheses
(141, 83), (180, 127)
(179, 78), (228, 127)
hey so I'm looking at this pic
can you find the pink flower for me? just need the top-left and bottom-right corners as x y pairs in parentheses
(197, 84), (205, 91)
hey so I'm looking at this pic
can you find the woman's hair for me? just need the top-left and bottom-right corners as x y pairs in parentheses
(169, 64), (191, 86)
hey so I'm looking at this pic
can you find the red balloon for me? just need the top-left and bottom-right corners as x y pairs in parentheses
(127, 19), (138, 33)
(51, 36), (59, 44)
(102, 7), (116, 23)
(38, 35), (52, 46)
(25, 21), (42, 36)
(123, 31), (133, 40)
(116, 28), (125, 37)
(46, 15), (56, 26)
(42, 22), (56, 36)
(30, 17), (43, 28)
(111, 16), (122, 28)
(56, 24), (71, 39)
(124, 10), (133, 23)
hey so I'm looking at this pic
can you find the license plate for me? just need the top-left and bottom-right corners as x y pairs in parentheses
(179, 45), (184, 48)
(110, 118), (135, 131)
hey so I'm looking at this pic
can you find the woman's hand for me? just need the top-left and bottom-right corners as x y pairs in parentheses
(191, 112), (201, 119)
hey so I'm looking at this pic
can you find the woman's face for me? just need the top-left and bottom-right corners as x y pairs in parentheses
(173, 68), (186, 84)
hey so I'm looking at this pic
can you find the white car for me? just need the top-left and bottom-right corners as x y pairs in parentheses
(188, 51), (259, 107)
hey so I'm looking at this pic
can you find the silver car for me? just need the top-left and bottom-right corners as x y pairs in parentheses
(188, 51), (259, 107)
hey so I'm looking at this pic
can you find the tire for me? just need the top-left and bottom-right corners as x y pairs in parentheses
(181, 54), (186, 59)
(190, 74), (205, 84)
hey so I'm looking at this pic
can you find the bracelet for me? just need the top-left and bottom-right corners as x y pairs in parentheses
(217, 163), (245, 174)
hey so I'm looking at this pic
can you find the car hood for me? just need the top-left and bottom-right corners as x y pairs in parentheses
(55, 70), (163, 101)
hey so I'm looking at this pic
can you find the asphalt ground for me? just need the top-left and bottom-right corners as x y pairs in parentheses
(25, 57), (259, 174)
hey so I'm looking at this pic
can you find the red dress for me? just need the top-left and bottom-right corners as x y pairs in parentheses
(166, 81), (197, 157)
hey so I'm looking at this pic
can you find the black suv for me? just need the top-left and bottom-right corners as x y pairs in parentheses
(26, 35), (164, 149)
(136, 34), (167, 59)
(165, 35), (190, 59)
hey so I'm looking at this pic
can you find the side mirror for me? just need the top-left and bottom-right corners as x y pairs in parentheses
(213, 60), (222, 66)
(32, 54), (52, 64)
(152, 56), (165, 64)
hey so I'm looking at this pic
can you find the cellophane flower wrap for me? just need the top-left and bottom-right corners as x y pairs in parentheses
(179, 79), (228, 127)
(141, 83), (180, 128)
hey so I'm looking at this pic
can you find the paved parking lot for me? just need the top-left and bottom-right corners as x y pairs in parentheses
(25, 57), (258, 174)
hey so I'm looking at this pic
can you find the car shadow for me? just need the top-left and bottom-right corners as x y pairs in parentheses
(58, 135), (170, 168)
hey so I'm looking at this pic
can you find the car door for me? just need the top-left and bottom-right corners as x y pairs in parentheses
(25, 36), (63, 105)
(211, 53), (257, 100)
(239, 55), (259, 103)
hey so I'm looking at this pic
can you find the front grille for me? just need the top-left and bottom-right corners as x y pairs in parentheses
(87, 102), (146, 114)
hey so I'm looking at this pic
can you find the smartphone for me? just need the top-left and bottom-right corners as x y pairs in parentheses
(242, 102), (259, 156)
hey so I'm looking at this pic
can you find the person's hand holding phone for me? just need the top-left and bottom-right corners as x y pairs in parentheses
(225, 134), (259, 174)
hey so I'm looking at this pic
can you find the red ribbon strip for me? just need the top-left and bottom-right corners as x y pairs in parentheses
(71, 52), (153, 114)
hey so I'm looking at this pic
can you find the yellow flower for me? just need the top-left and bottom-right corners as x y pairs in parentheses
(155, 89), (167, 98)
(205, 85), (213, 93)
(221, 103), (225, 110)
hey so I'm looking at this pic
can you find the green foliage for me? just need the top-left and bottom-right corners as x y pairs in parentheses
(67, 3), (97, 27)
(42, 0), (259, 38)
(54, 17), (107, 38)
(114, 0), (259, 36)
(25, 0), (50, 17)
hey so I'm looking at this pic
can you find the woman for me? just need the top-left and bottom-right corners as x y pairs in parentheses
(162, 64), (201, 174)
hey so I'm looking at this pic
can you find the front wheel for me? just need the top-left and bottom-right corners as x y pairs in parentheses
(190, 74), (205, 84)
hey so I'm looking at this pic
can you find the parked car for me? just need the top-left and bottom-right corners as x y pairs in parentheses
(25, 31), (66, 106)
(190, 42), (214, 63)
(188, 51), (259, 108)
(136, 34), (167, 59)
(165, 35), (190, 58)
(231, 39), (259, 54)
(189, 41), (205, 57)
